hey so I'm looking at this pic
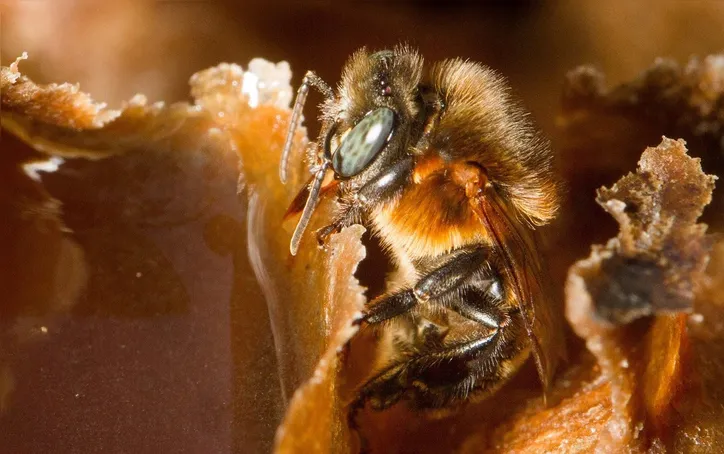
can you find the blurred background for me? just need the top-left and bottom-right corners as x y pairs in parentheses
(2, 1), (724, 453)
(3, 0), (724, 136)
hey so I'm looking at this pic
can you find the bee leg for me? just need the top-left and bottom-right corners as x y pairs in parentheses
(359, 246), (489, 325)
(352, 334), (497, 411)
(315, 222), (342, 246)
(349, 248), (530, 412)
(316, 155), (415, 245)
(351, 293), (526, 414)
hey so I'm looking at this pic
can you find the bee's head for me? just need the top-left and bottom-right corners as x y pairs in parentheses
(334, 46), (423, 131)
(321, 45), (424, 180)
(280, 45), (424, 255)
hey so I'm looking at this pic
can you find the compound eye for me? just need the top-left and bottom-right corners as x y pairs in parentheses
(332, 107), (395, 178)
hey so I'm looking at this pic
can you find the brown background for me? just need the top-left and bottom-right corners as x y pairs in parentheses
(3, 1), (724, 134)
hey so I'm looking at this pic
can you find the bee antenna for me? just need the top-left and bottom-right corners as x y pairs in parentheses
(280, 71), (334, 184)
(289, 163), (329, 256)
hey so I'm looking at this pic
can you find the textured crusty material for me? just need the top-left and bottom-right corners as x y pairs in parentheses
(2, 53), (724, 453)
(1, 54), (366, 453)
(566, 138), (718, 451)
(569, 138), (716, 325)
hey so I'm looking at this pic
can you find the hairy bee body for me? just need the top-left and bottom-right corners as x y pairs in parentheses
(281, 46), (562, 413)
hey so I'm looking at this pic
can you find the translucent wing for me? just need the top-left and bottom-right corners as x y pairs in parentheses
(470, 185), (563, 394)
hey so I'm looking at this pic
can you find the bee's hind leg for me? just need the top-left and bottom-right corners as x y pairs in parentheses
(348, 246), (530, 413)
(348, 288), (527, 417)
(345, 258), (531, 452)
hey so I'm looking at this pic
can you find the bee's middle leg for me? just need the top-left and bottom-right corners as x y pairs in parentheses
(350, 290), (526, 414)
(349, 247), (528, 412)
(359, 246), (494, 325)
(349, 289), (526, 412)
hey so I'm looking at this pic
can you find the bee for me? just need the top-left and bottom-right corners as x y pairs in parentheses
(279, 45), (563, 416)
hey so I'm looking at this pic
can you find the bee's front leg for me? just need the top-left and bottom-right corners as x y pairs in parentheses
(314, 192), (369, 246)
(316, 155), (415, 246)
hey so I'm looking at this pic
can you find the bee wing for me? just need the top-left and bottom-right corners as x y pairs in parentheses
(470, 185), (563, 395)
